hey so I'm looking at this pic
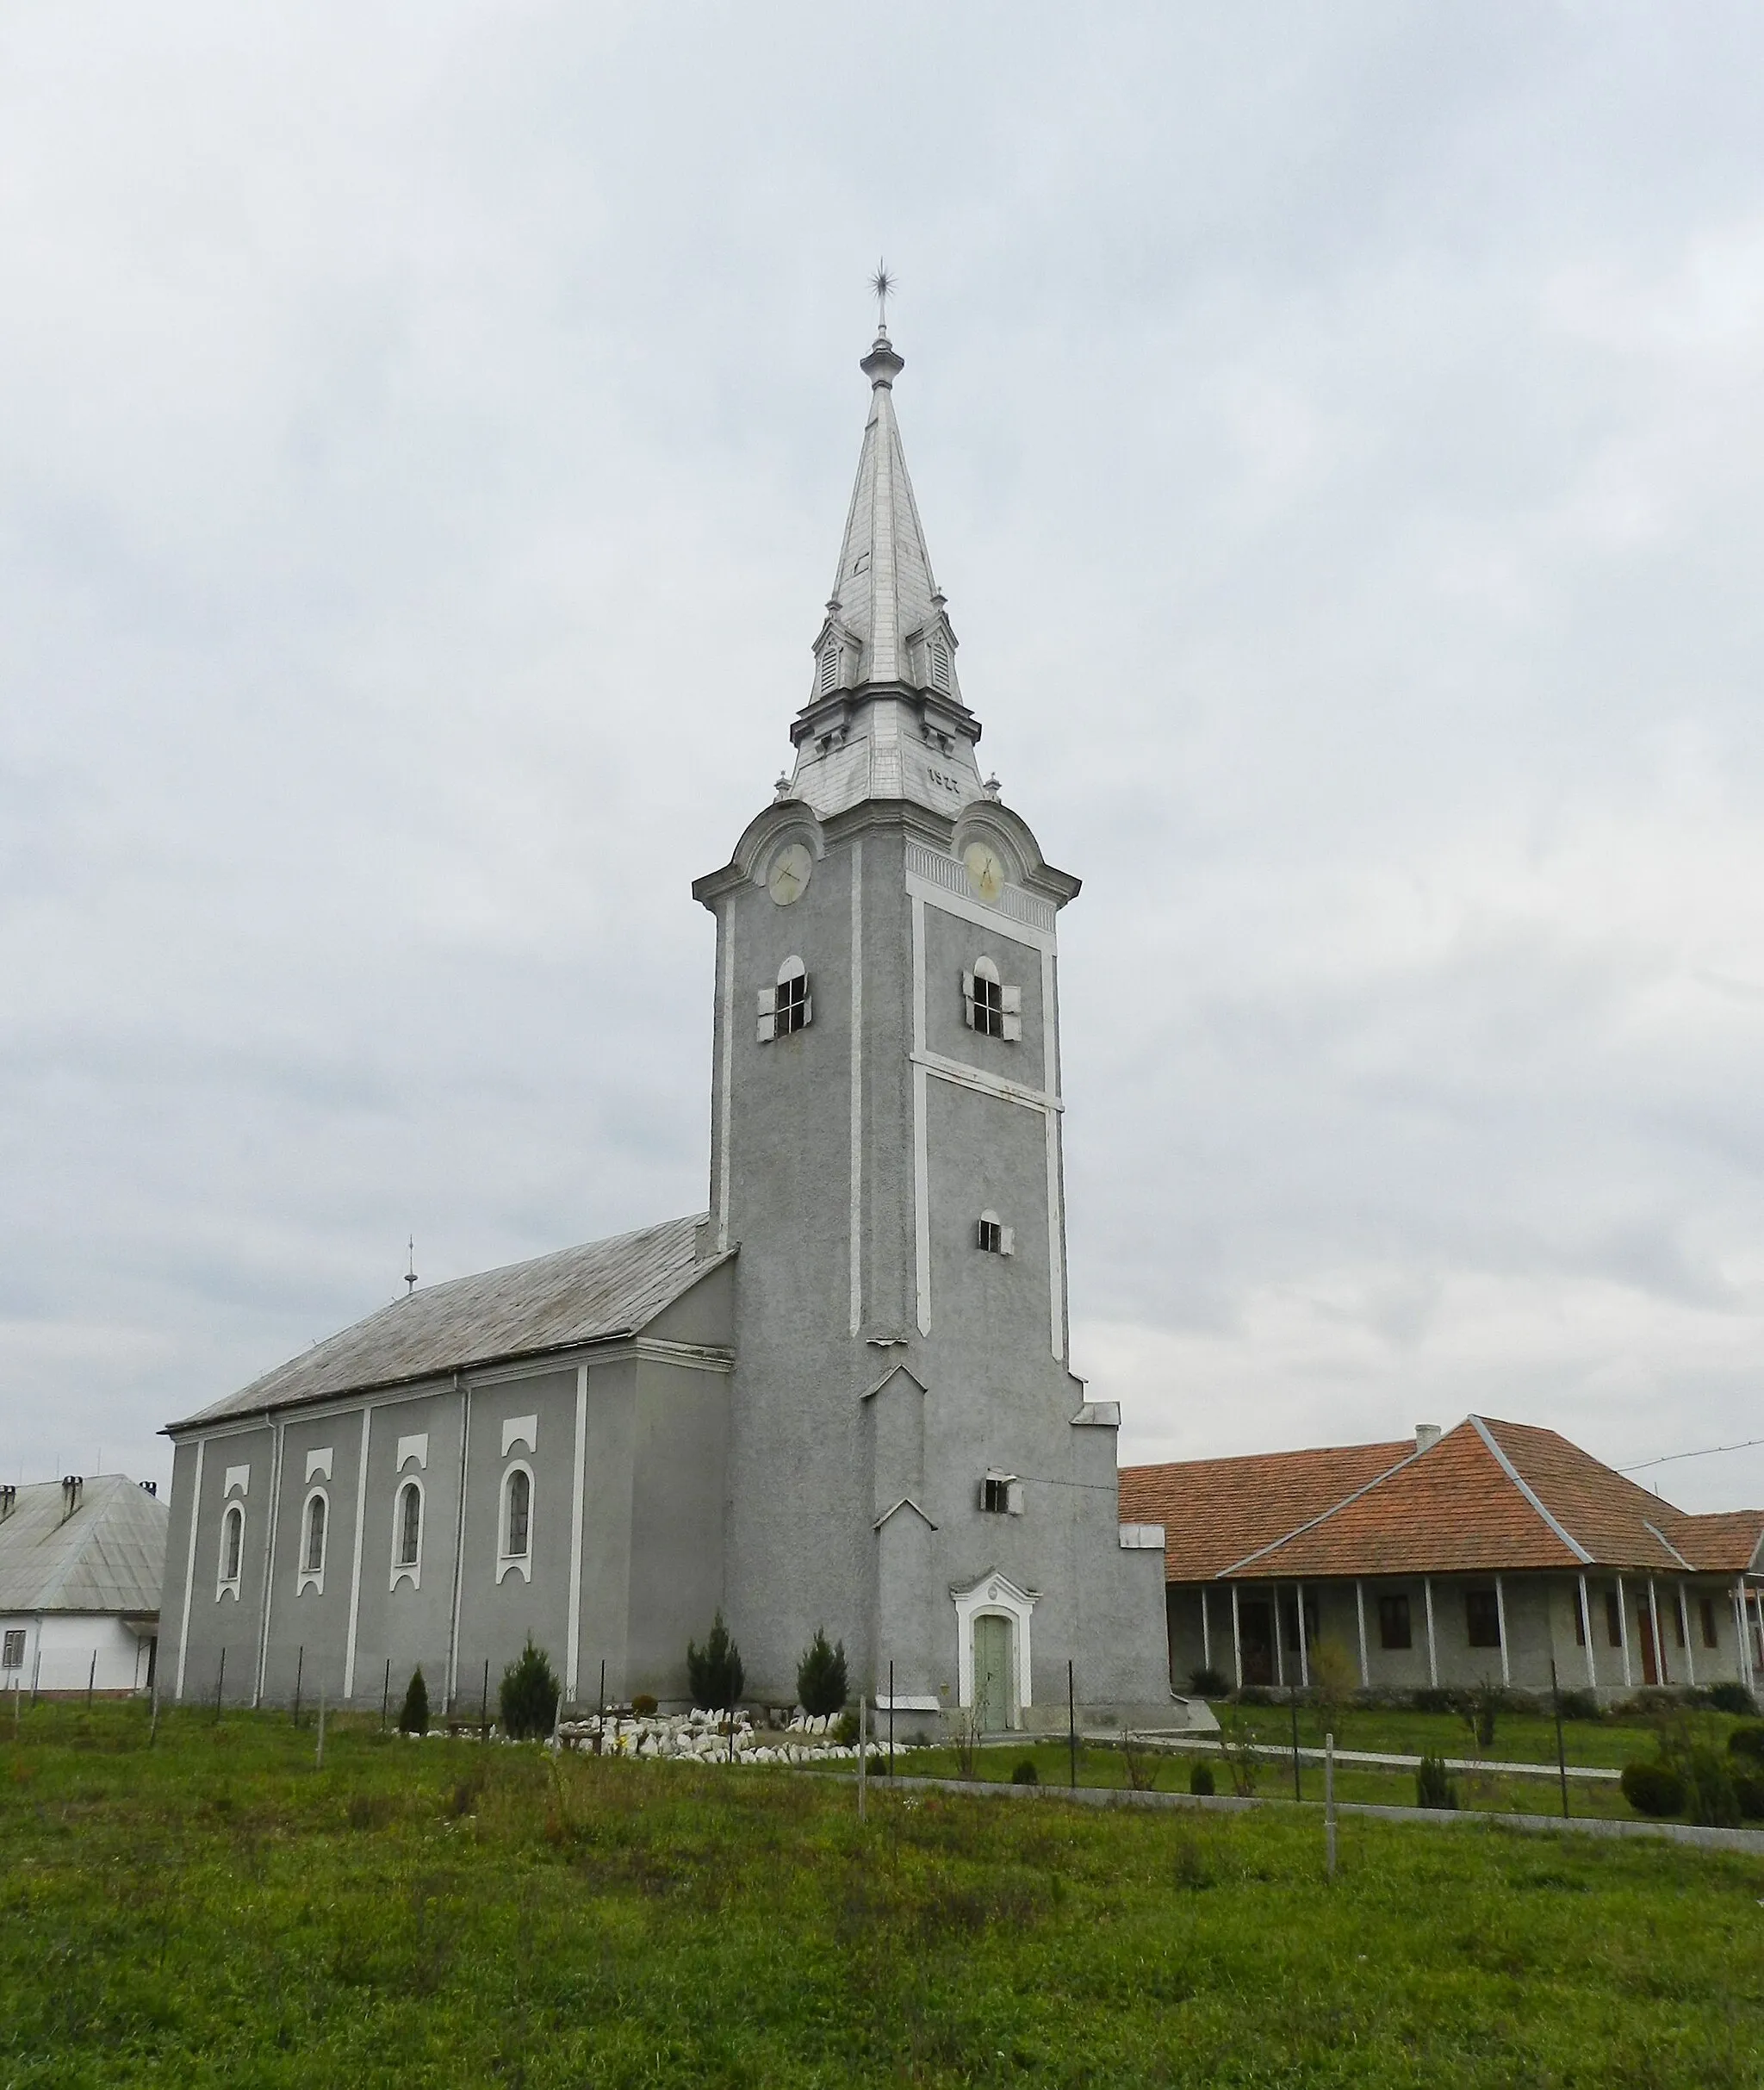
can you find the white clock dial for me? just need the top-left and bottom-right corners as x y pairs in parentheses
(963, 842), (1006, 904)
(767, 842), (813, 906)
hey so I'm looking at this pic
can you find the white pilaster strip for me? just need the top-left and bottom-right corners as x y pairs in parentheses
(911, 893), (930, 1334)
(342, 1403), (373, 1700)
(1045, 1105), (1064, 1361)
(848, 839), (863, 1337)
(717, 908), (735, 1253)
(567, 1364), (588, 1701)
(254, 1420), (284, 1707)
(175, 1436), (205, 1701)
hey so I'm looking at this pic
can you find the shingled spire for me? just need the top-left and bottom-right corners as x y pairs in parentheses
(788, 327), (984, 820)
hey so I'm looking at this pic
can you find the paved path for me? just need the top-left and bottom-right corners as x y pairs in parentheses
(1096, 1730), (1621, 1782)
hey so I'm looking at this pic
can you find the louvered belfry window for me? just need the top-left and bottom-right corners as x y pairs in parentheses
(962, 956), (1021, 1041)
(819, 644), (839, 696)
(758, 957), (812, 1042)
(929, 636), (950, 691)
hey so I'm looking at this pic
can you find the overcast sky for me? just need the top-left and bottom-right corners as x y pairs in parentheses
(4, 3), (1762, 1512)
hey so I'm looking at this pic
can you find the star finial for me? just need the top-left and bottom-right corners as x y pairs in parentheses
(869, 259), (895, 335)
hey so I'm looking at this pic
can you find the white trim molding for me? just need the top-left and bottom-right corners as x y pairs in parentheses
(498, 1459), (535, 1584)
(390, 1472), (425, 1593)
(296, 1484), (329, 1597)
(396, 1434), (428, 1472)
(500, 1414), (537, 1458)
(952, 1570), (1038, 1716)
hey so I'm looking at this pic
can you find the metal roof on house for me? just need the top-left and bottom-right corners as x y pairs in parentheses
(0, 1475), (169, 1616)
(170, 1214), (725, 1431)
(1121, 1417), (1764, 1583)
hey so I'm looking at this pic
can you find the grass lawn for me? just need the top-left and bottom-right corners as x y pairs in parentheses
(3, 1701), (1762, 2087)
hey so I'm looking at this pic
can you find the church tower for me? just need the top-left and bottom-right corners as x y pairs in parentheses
(693, 324), (1170, 1724)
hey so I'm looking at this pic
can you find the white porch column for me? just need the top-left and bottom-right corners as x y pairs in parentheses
(1424, 1577), (1438, 1689)
(1677, 1582), (1696, 1690)
(1355, 1580), (1370, 1689)
(1230, 1583), (1243, 1692)
(1201, 1587), (1213, 1675)
(1297, 1583), (1310, 1689)
(1272, 1585), (1286, 1689)
(1615, 1573), (1632, 1689)
(1738, 1578), (1756, 1695)
(1494, 1574), (1511, 1689)
(1577, 1573), (1597, 1692)
(1647, 1577), (1665, 1687)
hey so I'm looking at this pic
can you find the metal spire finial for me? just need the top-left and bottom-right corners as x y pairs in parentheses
(869, 259), (895, 336)
(404, 1236), (418, 1296)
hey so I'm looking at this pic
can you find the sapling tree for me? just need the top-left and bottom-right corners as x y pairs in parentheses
(397, 1666), (429, 1737)
(500, 1639), (560, 1740)
(686, 1612), (744, 1712)
(795, 1627), (848, 1718)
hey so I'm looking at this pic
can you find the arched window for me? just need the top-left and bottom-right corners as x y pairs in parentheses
(501, 1465), (533, 1577)
(976, 1209), (1014, 1256)
(962, 955), (1022, 1042)
(303, 1492), (327, 1574)
(219, 1502), (245, 1595)
(761, 955), (811, 1039)
(396, 1480), (422, 1570)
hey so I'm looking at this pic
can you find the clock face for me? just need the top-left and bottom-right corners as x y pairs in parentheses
(767, 842), (813, 906)
(963, 842), (1006, 905)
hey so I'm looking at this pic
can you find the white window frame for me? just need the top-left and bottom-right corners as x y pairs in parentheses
(216, 1501), (245, 1602)
(2, 1627), (25, 1670)
(391, 1475), (425, 1592)
(978, 1470), (1024, 1516)
(953, 1571), (1036, 1716)
(976, 1209), (1015, 1257)
(758, 955), (812, 1042)
(961, 955), (1022, 1042)
(297, 1486), (329, 1596)
(499, 1460), (535, 1584)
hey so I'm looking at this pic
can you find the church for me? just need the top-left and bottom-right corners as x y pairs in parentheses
(158, 320), (1176, 1732)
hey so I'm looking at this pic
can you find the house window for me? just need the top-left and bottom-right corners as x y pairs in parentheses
(979, 1474), (1023, 1515)
(758, 957), (811, 1041)
(1465, 1589), (1501, 1649)
(1699, 1597), (1718, 1649)
(1377, 1593), (1412, 1651)
(302, 1492), (327, 1577)
(1605, 1590), (1623, 1649)
(976, 1210), (1015, 1256)
(962, 956), (1022, 1042)
(2, 1629), (24, 1669)
(396, 1480), (422, 1571)
(220, 1502), (245, 1591)
(504, 1467), (531, 1560)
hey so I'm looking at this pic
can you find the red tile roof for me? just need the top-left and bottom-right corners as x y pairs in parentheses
(1117, 1440), (1412, 1581)
(1123, 1416), (1764, 1582)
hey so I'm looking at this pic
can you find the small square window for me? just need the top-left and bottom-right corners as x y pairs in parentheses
(1377, 1593), (1412, 1651)
(1, 1628), (24, 1669)
(976, 1214), (1014, 1256)
(1465, 1589), (1501, 1648)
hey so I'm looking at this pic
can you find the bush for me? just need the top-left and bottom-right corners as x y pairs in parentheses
(1681, 1748), (1742, 1829)
(630, 1693), (658, 1718)
(1411, 1689), (1454, 1716)
(834, 1709), (860, 1747)
(1557, 1689), (1600, 1722)
(1459, 1680), (1505, 1751)
(397, 1666), (429, 1737)
(795, 1628), (848, 1718)
(1620, 1760), (1686, 1817)
(499, 1639), (561, 1741)
(1010, 1757), (1039, 1785)
(1416, 1755), (1457, 1810)
(1733, 1773), (1764, 1821)
(1187, 1666), (1227, 1699)
(1727, 1723), (1764, 1765)
(1706, 1683), (1756, 1716)
(1189, 1761), (1215, 1797)
(686, 1613), (744, 1712)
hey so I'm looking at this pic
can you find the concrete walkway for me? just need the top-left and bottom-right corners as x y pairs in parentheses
(1114, 1731), (1621, 1782)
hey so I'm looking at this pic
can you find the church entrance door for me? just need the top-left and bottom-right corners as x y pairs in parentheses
(973, 1614), (1014, 1732)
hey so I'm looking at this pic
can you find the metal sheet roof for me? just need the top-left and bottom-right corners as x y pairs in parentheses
(0, 1476), (169, 1615)
(171, 1213), (724, 1430)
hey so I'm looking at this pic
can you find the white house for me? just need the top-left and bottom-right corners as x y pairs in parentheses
(0, 1475), (168, 1697)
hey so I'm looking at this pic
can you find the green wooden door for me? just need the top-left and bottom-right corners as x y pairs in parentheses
(974, 1614), (1013, 1732)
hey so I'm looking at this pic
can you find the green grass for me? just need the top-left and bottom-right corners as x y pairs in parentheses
(3, 1701), (1762, 2087)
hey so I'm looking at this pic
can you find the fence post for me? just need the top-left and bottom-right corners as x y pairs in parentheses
(316, 1686), (326, 1770)
(1551, 1659), (1570, 1819)
(1324, 1731), (1337, 1879)
(381, 1657), (390, 1732)
(888, 1660), (895, 1779)
(87, 1651), (96, 1708)
(293, 1645), (303, 1728)
(1290, 1685), (1302, 1800)
(1067, 1660), (1078, 1790)
(597, 1658), (606, 1757)
(858, 1694), (867, 1822)
(148, 1660), (158, 1747)
(481, 1658), (490, 1742)
(214, 1647), (226, 1723)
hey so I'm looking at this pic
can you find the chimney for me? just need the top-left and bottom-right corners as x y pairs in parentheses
(60, 1474), (84, 1521)
(139, 1479), (158, 1497)
(1414, 1424), (1442, 1453)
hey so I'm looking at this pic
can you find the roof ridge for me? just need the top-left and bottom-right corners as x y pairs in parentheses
(1221, 1442), (1425, 1577)
(1470, 1415), (1593, 1564)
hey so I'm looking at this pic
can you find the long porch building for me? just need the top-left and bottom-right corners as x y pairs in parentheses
(1121, 1416), (1763, 1701)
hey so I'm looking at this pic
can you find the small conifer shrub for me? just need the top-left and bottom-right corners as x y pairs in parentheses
(499, 1639), (560, 1741)
(1189, 1760), (1215, 1797)
(1619, 1760), (1686, 1817)
(397, 1666), (429, 1737)
(686, 1612), (744, 1711)
(1010, 1757), (1039, 1784)
(1727, 1723), (1764, 1765)
(1416, 1754), (1457, 1810)
(796, 1628), (848, 1718)
(630, 1693), (658, 1718)
(1706, 1683), (1755, 1715)
(1187, 1667), (1227, 1699)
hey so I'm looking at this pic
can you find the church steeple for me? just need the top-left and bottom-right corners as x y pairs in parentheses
(788, 327), (984, 820)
